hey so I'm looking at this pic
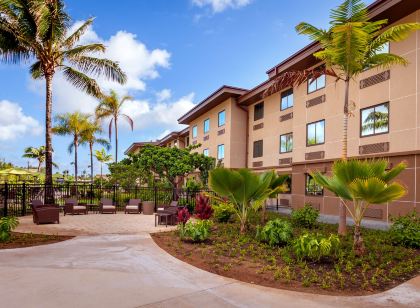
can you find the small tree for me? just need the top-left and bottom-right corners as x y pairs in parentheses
(94, 149), (113, 187)
(311, 159), (406, 255)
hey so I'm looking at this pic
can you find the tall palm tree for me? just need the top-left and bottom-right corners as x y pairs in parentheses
(80, 119), (110, 183)
(94, 148), (112, 187)
(95, 90), (133, 162)
(23, 146), (46, 172)
(52, 112), (90, 185)
(0, 0), (127, 189)
(266, 0), (420, 235)
(312, 159), (406, 255)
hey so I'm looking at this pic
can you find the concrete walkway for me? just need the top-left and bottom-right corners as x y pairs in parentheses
(0, 232), (419, 307)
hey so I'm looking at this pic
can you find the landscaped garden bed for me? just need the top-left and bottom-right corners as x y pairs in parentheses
(0, 232), (73, 249)
(152, 211), (420, 296)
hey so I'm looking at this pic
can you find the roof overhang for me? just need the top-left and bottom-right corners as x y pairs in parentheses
(178, 85), (248, 124)
(124, 142), (157, 155)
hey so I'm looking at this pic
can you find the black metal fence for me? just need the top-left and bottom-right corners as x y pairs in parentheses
(0, 183), (216, 217)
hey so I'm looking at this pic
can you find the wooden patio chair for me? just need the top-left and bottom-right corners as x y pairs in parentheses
(99, 198), (116, 214)
(124, 199), (142, 214)
(64, 198), (88, 215)
(30, 200), (59, 225)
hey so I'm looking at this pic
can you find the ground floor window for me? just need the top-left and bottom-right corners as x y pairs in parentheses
(305, 174), (323, 196)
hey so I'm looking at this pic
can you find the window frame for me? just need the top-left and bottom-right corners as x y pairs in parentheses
(280, 133), (293, 153)
(218, 110), (226, 127)
(280, 88), (294, 111)
(192, 125), (198, 138)
(203, 148), (209, 156)
(305, 173), (323, 196)
(254, 102), (264, 121)
(217, 144), (225, 160)
(360, 102), (390, 138)
(306, 119), (325, 147)
(203, 118), (210, 134)
(307, 73), (326, 94)
(253, 140), (264, 158)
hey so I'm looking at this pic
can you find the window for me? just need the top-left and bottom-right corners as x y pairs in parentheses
(186, 137), (190, 146)
(203, 148), (209, 156)
(253, 140), (263, 158)
(203, 118), (210, 134)
(307, 74), (326, 93)
(254, 102), (264, 121)
(192, 125), (197, 138)
(307, 120), (325, 146)
(218, 110), (226, 127)
(305, 174), (323, 196)
(361, 103), (389, 137)
(281, 89), (294, 110)
(217, 144), (225, 160)
(280, 133), (293, 153)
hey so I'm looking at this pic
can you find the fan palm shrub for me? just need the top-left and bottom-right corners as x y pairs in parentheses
(94, 149), (112, 187)
(311, 159), (406, 255)
(0, 1), (127, 187)
(209, 168), (282, 234)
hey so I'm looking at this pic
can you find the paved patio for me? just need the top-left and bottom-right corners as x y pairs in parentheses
(1, 214), (418, 307)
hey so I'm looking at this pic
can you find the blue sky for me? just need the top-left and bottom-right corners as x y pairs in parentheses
(0, 0), (374, 175)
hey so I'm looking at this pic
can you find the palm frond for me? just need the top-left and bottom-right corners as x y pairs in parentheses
(63, 43), (105, 58)
(372, 23), (420, 48)
(364, 53), (408, 70)
(69, 56), (127, 84)
(330, 0), (368, 25)
(29, 60), (43, 79)
(63, 18), (94, 48)
(62, 66), (103, 98)
(295, 22), (329, 43)
(121, 114), (134, 130)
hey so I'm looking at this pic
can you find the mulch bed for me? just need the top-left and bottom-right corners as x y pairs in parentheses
(152, 215), (420, 296)
(0, 232), (73, 249)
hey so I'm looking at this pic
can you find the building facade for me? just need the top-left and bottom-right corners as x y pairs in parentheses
(126, 0), (420, 221)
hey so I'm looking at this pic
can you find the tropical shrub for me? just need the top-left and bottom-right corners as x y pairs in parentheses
(0, 216), (19, 242)
(195, 194), (213, 220)
(213, 203), (235, 223)
(293, 233), (340, 261)
(290, 204), (319, 228)
(178, 220), (212, 242)
(256, 219), (293, 246)
(177, 208), (191, 225)
(389, 211), (420, 248)
(185, 178), (202, 191)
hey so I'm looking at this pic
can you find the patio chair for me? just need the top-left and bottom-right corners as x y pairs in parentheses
(30, 200), (60, 225)
(64, 198), (88, 215)
(124, 199), (142, 214)
(155, 201), (179, 226)
(99, 198), (116, 214)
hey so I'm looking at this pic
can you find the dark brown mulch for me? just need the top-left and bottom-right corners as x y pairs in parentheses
(0, 232), (73, 249)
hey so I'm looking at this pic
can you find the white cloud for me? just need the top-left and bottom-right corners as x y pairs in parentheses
(156, 89), (172, 103)
(192, 0), (252, 13)
(0, 100), (43, 141)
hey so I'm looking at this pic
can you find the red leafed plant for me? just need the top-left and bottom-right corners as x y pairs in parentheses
(195, 193), (213, 220)
(177, 207), (190, 224)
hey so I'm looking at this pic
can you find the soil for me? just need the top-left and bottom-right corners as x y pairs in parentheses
(0, 232), (73, 249)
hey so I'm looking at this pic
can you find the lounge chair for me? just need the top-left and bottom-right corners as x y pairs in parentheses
(125, 199), (141, 214)
(99, 198), (116, 214)
(30, 200), (60, 225)
(64, 198), (88, 215)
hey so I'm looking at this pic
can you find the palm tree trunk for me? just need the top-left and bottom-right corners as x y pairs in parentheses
(114, 117), (118, 162)
(90, 142), (94, 184)
(100, 163), (103, 189)
(37, 160), (42, 172)
(74, 138), (78, 186)
(353, 223), (365, 256)
(338, 78), (350, 235)
(45, 73), (54, 202)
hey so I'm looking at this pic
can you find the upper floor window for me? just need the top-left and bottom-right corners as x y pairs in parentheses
(254, 102), (264, 121)
(218, 110), (226, 127)
(307, 120), (325, 146)
(217, 144), (225, 160)
(281, 89), (294, 110)
(203, 118), (210, 134)
(361, 103), (389, 137)
(305, 174), (323, 196)
(253, 140), (263, 158)
(307, 74), (326, 93)
(280, 133), (293, 153)
(203, 148), (209, 156)
(192, 125), (197, 138)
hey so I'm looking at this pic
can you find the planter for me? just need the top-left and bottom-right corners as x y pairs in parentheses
(142, 201), (155, 215)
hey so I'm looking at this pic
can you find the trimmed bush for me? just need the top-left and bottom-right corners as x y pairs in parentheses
(256, 219), (293, 246)
(178, 219), (212, 242)
(389, 211), (420, 248)
(291, 204), (319, 228)
(213, 203), (235, 223)
(293, 233), (340, 261)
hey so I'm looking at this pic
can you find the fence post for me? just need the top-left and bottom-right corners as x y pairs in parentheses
(154, 186), (158, 211)
(22, 182), (26, 216)
(90, 183), (93, 204)
(276, 194), (279, 211)
(4, 182), (8, 217)
(113, 185), (117, 206)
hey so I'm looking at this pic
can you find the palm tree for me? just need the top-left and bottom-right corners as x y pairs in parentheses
(80, 119), (110, 183)
(311, 159), (406, 255)
(94, 148), (112, 187)
(23, 146), (46, 172)
(52, 112), (91, 185)
(209, 168), (283, 234)
(0, 1), (127, 189)
(95, 90), (133, 162)
(266, 0), (420, 235)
